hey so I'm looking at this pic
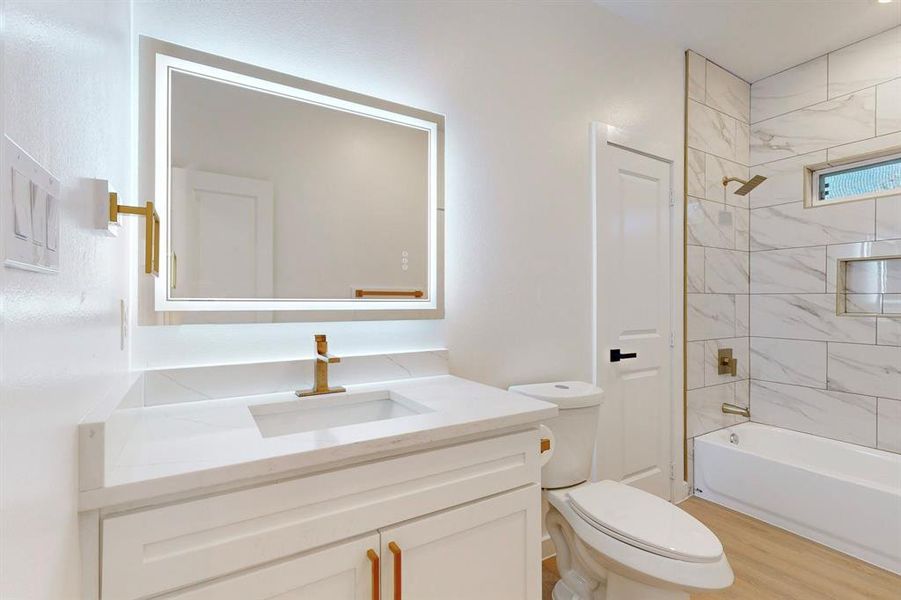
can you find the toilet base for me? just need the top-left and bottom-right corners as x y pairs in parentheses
(545, 492), (730, 600)
(552, 573), (689, 600)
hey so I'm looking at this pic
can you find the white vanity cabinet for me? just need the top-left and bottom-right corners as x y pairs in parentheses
(93, 430), (541, 600)
(161, 534), (380, 600)
(380, 485), (539, 600)
(159, 486), (539, 600)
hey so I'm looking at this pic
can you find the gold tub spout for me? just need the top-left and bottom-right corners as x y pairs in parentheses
(722, 403), (750, 418)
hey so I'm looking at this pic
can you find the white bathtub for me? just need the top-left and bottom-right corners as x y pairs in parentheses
(694, 422), (901, 574)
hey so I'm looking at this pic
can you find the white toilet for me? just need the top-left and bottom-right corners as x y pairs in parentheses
(509, 382), (733, 600)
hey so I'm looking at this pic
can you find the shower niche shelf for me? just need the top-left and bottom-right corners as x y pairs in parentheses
(835, 255), (901, 317)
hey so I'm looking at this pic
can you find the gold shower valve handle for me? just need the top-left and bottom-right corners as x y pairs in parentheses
(717, 348), (737, 376)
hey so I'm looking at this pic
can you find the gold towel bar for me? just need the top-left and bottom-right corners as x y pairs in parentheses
(109, 192), (159, 276)
(354, 289), (424, 298)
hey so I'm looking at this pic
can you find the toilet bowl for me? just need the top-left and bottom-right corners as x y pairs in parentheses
(508, 382), (733, 600)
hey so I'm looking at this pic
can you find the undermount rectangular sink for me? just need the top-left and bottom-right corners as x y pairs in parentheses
(249, 390), (433, 438)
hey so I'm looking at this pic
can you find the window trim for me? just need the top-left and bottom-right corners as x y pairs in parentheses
(804, 149), (901, 208)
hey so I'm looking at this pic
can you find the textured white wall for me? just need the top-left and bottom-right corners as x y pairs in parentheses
(0, 1), (133, 598)
(133, 0), (685, 385)
(0, 2), (685, 597)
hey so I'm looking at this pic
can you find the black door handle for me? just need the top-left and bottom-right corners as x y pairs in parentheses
(610, 349), (637, 362)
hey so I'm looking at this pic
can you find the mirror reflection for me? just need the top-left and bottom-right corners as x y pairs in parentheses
(167, 69), (433, 301)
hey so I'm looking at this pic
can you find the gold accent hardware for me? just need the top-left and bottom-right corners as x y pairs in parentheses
(722, 403), (750, 418)
(355, 289), (424, 298)
(388, 541), (402, 600)
(683, 51), (689, 483)
(722, 174), (767, 196)
(109, 192), (160, 276)
(367, 549), (380, 600)
(717, 348), (737, 376)
(296, 334), (346, 397)
(540, 438), (551, 454)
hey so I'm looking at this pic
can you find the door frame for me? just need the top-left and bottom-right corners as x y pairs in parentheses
(590, 122), (688, 502)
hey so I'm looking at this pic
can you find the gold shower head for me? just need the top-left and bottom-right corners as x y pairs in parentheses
(722, 174), (767, 196)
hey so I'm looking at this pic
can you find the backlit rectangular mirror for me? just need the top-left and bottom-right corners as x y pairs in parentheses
(146, 42), (443, 318)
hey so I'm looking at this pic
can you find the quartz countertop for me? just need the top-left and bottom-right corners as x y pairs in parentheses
(79, 375), (556, 510)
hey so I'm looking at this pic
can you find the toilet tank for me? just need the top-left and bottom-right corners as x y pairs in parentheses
(508, 381), (603, 489)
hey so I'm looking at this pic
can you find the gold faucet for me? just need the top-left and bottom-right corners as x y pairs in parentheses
(296, 334), (346, 397)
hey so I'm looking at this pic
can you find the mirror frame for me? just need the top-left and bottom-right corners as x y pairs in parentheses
(146, 39), (444, 317)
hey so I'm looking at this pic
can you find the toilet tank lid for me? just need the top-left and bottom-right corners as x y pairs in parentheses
(507, 381), (603, 409)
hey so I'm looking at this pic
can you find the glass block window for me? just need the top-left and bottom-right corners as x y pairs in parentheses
(814, 153), (901, 205)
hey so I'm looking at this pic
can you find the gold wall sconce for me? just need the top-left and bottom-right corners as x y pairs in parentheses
(109, 192), (159, 276)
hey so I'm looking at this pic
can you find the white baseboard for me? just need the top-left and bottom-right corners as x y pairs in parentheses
(542, 533), (556, 560)
(673, 479), (691, 503)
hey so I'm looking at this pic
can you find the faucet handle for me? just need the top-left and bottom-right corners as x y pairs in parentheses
(317, 352), (341, 364)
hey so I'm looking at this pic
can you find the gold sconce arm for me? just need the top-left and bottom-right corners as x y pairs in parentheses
(109, 192), (159, 276)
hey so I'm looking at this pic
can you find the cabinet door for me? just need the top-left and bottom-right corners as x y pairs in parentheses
(380, 485), (540, 600)
(161, 534), (380, 600)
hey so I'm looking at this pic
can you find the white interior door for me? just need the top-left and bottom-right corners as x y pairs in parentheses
(593, 128), (673, 500)
(170, 168), (274, 323)
(162, 533), (380, 600)
(380, 486), (540, 600)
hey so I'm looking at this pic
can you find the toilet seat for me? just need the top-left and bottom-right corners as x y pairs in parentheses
(546, 482), (734, 593)
(566, 481), (723, 563)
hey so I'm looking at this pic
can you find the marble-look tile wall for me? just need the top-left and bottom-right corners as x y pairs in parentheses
(685, 51), (752, 449)
(748, 26), (901, 454)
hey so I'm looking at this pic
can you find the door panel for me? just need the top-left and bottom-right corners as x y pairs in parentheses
(169, 168), (274, 323)
(380, 486), (540, 600)
(162, 534), (379, 600)
(595, 136), (673, 500)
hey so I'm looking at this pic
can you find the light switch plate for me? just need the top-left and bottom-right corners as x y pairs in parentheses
(2, 136), (61, 273)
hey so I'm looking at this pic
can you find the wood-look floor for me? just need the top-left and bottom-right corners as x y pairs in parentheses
(542, 497), (901, 600)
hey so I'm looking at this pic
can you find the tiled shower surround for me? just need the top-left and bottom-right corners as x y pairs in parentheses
(686, 26), (901, 463)
(749, 26), (901, 453)
(685, 51), (752, 442)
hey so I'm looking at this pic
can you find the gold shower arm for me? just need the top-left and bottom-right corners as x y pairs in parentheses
(722, 174), (767, 196)
(109, 192), (160, 276)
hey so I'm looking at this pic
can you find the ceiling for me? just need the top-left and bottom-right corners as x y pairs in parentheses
(595, 0), (901, 82)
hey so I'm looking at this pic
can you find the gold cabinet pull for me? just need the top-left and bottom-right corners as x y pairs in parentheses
(367, 549), (380, 600)
(388, 541), (402, 600)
